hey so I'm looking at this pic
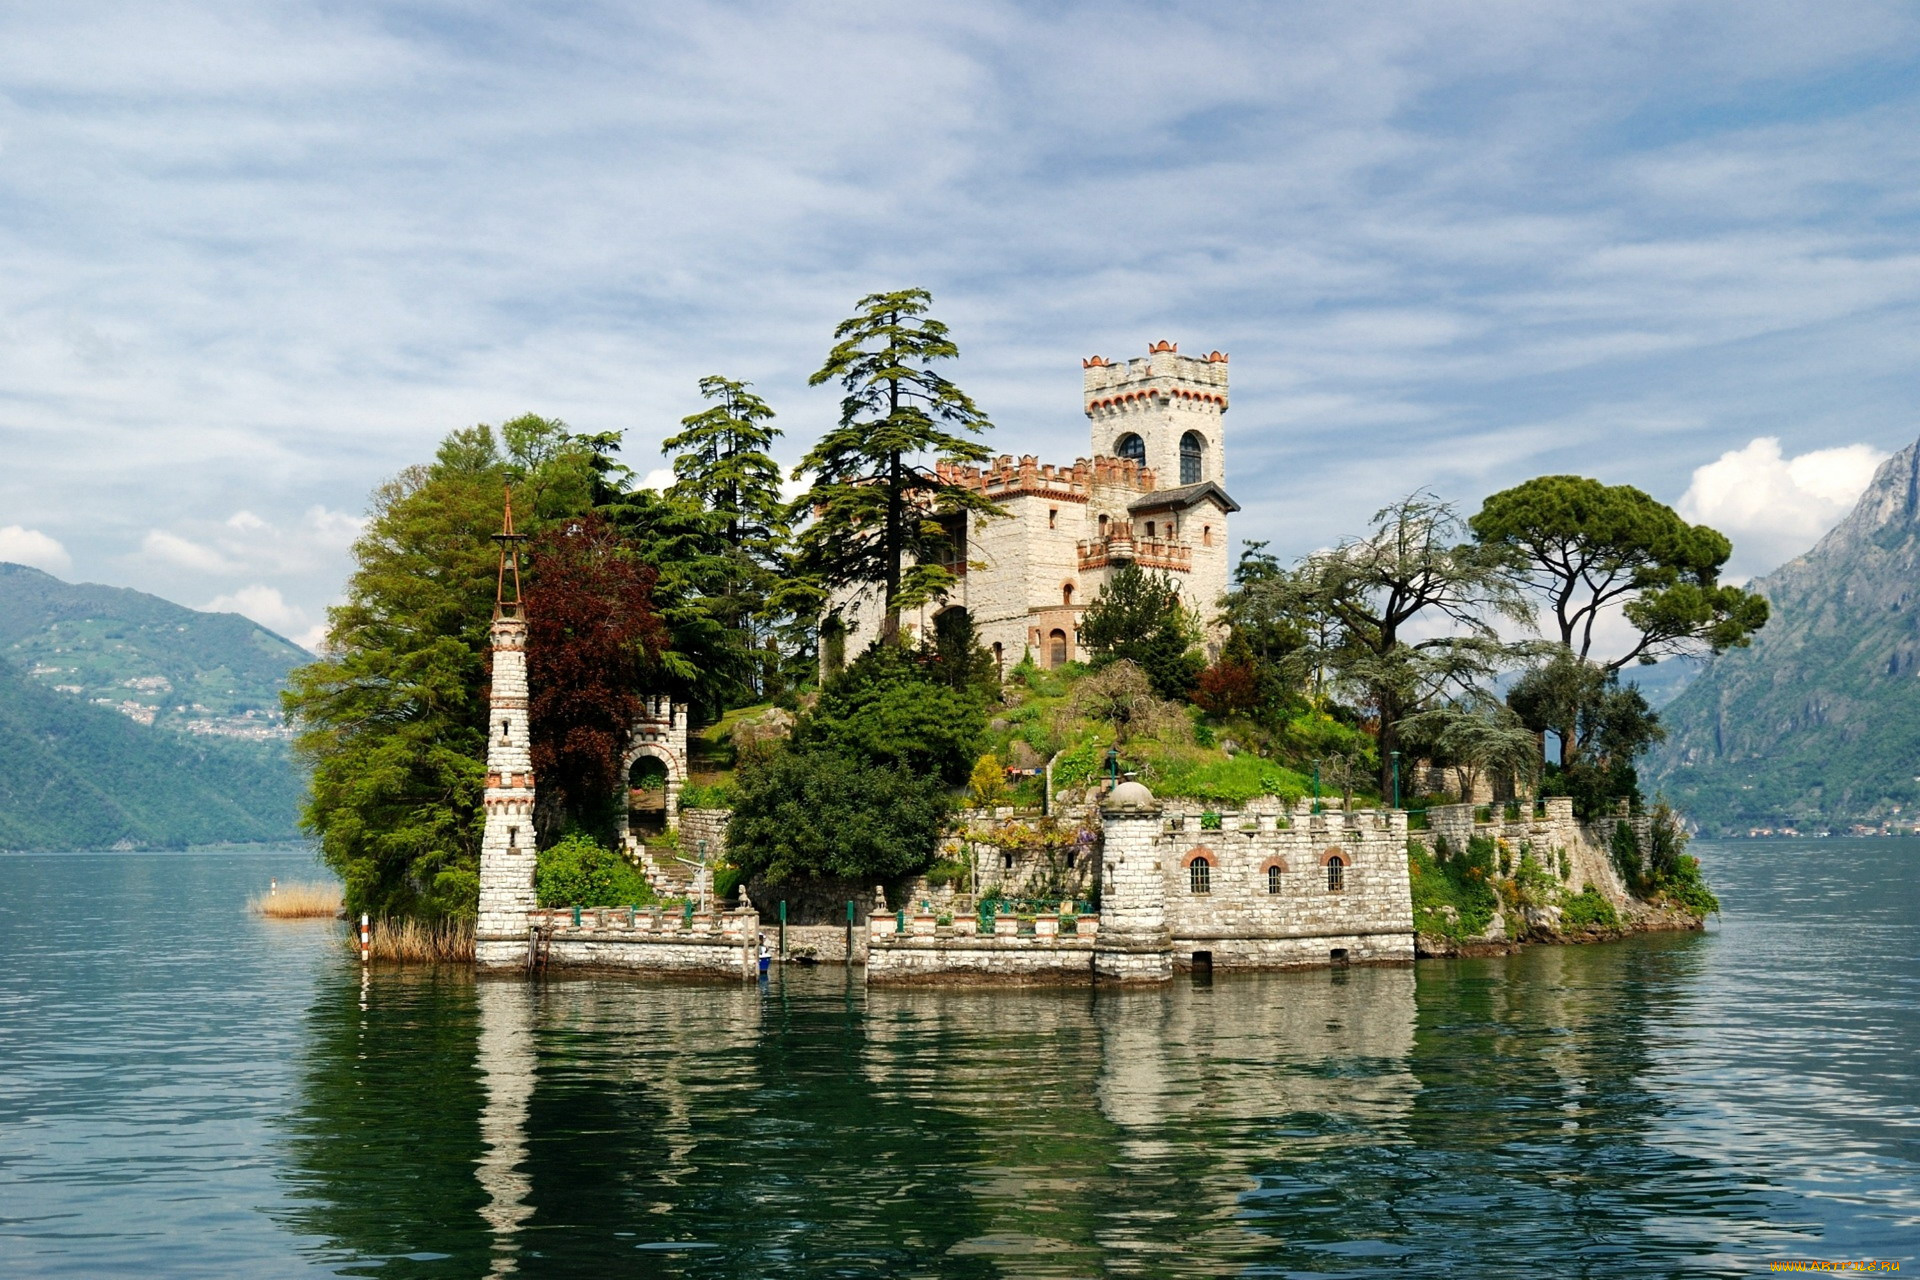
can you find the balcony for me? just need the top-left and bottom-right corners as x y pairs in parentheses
(1077, 535), (1190, 573)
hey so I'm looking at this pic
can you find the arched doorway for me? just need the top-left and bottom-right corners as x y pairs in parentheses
(628, 754), (670, 838)
(1048, 628), (1069, 668)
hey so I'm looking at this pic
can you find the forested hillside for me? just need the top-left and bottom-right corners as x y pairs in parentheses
(0, 658), (303, 849)
(0, 562), (307, 738)
(1649, 439), (1920, 831)
(0, 562), (310, 848)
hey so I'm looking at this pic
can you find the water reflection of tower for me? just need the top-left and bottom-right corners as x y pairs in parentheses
(475, 981), (537, 1277)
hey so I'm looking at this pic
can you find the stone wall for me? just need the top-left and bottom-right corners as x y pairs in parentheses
(1421, 797), (1634, 908)
(531, 906), (758, 980)
(1156, 805), (1415, 970)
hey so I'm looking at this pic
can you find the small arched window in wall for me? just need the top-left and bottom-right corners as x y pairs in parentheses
(1048, 628), (1069, 668)
(991, 641), (1004, 672)
(1325, 854), (1346, 892)
(1145, 521), (1156, 538)
(1062, 582), (1074, 607)
(1189, 857), (1211, 894)
(1202, 525), (1213, 546)
(1180, 431), (1205, 485)
(1267, 865), (1282, 894)
(1116, 433), (1146, 465)
(1048, 507), (1058, 529)
(1098, 513), (1110, 537)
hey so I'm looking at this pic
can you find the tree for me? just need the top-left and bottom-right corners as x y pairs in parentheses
(794, 289), (1000, 640)
(1060, 660), (1190, 745)
(1507, 651), (1665, 816)
(726, 746), (951, 888)
(284, 428), (514, 920)
(1290, 493), (1531, 793)
(1396, 695), (1541, 805)
(1077, 564), (1205, 699)
(927, 606), (999, 696)
(1470, 475), (1769, 670)
(797, 642), (987, 786)
(523, 514), (670, 846)
(661, 377), (792, 697)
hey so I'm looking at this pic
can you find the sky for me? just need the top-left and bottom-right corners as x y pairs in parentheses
(1, 1), (1917, 651)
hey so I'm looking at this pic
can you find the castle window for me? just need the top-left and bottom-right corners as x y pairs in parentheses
(1326, 855), (1346, 892)
(1062, 583), (1074, 607)
(500, 719), (511, 742)
(1267, 865), (1281, 894)
(1003, 851), (1015, 871)
(1048, 507), (1057, 529)
(1145, 521), (1156, 538)
(1048, 629), (1069, 668)
(991, 641), (1004, 672)
(1116, 433), (1146, 465)
(1189, 858), (1211, 894)
(1203, 525), (1213, 546)
(1180, 431), (1205, 485)
(1098, 513), (1110, 537)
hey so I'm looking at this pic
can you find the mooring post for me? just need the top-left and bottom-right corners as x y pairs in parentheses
(778, 900), (787, 959)
(846, 899), (855, 965)
(359, 913), (370, 965)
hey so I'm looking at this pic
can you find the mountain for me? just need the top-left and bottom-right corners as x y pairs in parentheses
(0, 562), (307, 738)
(0, 658), (304, 849)
(0, 563), (311, 849)
(1648, 440), (1920, 832)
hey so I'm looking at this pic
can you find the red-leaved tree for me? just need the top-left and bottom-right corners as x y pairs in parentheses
(523, 514), (669, 845)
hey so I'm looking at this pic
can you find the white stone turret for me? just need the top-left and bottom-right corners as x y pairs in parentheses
(1083, 341), (1228, 488)
(475, 496), (538, 969)
(1093, 780), (1174, 983)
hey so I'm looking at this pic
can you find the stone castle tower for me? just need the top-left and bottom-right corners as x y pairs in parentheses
(474, 492), (538, 969)
(1082, 341), (1229, 490)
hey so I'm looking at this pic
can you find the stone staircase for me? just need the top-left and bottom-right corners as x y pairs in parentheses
(624, 837), (697, 900)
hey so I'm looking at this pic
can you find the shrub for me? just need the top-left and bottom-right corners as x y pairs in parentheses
(535, 833), (657, 908)
(800, 643), (988, 786)
(1657, 853), (1720, 917)
(926, 858), (973, 889)
(1559, 884), (1619, 931)
(679, 781), (732, 810)
(969, 753), (1008, 808)
(726, 745), (951, 887)
(1409, 839), (1499, 941)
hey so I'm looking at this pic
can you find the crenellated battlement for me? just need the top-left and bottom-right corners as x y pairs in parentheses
(933, 453), (1159, 499)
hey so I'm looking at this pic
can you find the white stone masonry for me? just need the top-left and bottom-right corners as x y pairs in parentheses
(476, 605), (539, 968)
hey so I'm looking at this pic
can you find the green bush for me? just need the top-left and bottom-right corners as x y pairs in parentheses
(535, 833), (657, 908)
(1559, 884), (1619, 931)
(1657, 853), (1720, 916)
(1144, 751), (1307, 805)
(1409, 839), (1499, 941)
(679, 781), (732, 810)
(726, 744), (951, 887)
(800, 643), (988, 786)
(925, 858), (972, 889)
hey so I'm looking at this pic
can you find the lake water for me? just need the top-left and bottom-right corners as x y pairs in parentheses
(0, 840), (1913, 1278)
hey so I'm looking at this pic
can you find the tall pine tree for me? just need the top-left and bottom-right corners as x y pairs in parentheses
(793, 289), (1000, 643)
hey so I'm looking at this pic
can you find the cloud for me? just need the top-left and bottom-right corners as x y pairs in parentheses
(636, 467), (675, 492)
(203, 584), (322, 651)
(1677, 436), (1889, 579)
(0, 526), (73, 575)
(141, 530), (236, 574)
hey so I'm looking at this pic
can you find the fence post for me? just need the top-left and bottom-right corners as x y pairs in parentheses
(778, 900), (787, 959)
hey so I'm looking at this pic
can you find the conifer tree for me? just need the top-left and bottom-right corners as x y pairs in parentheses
(660, 377), (790, 697)
(793, 289), (1000, 642)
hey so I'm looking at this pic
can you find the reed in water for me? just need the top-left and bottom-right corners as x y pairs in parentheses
(250, 881), (343, 919)
(353, 917), (475, 964)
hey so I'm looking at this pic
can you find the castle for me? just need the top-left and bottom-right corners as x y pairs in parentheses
(828, 341), (1241, 670)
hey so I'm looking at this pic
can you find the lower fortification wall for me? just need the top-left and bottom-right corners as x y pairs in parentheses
(530, 907), (759, 980)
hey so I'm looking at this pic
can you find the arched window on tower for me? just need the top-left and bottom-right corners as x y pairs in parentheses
(1062, 582), (1074, 607)
(1180, 431), (1204, 485)
(1325, 854), (1346, 892)
(1189, 857), (1211, 894)
(1116, 433), (1146, 465)
(1267, 865), (1282, 894)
